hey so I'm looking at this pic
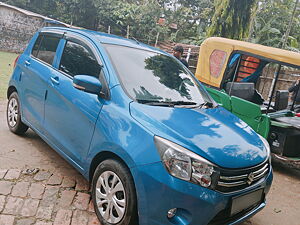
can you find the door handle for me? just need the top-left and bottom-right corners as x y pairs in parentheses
(50, 77), (60, 85)
(25, 60), (31, 66)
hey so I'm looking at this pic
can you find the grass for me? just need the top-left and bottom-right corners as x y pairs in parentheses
(0, 51), (19, 100)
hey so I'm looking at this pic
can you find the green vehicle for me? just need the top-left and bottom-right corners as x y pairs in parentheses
(195, 37), (300, 169)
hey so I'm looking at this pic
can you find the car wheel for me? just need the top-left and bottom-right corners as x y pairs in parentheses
(7, 92), (28, 135)
(92, 159), (138, 225)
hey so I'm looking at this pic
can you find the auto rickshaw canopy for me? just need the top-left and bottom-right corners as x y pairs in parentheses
(195, 37), (300, 88)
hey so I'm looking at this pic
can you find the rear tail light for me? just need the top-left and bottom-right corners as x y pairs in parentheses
(296, 113), (300, 117)
(13, 55), (20, 69)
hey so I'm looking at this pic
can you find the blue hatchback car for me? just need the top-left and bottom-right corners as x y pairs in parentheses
(7, 27), (273, 225)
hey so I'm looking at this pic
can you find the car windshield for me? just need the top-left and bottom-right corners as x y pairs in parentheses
(104, 44), (212, 106)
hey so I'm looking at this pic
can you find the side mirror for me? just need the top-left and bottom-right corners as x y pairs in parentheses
(73, 75), (102, 95)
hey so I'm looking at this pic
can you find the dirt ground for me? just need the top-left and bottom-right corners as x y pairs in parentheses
(0, 100), (299, 225)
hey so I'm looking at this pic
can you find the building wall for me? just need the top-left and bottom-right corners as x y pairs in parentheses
(0, 6), (44, 53)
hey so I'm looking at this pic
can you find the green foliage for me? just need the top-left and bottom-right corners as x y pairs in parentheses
(92, 0), (167, 43)
(56, 0), (98, 29)
(208, 0), (257, 40)
(2, 0), (98, 29)
(165, 0), (214, 43)
(2, 0), (299, 50)
(2, 0), (214, 44)
(250, 0), (300, 49)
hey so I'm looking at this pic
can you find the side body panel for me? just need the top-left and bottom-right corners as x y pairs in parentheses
(85, 85), (162, 177)
(17, 33), (50, 132)
(43, 35), (104, 168)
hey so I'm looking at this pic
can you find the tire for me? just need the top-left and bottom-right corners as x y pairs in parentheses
(6, 92), (29, 135)
(92, 159), (138, 225)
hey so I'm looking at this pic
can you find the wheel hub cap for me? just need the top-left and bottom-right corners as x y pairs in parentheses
(95, 171), (126, 224)
(7, 98), (18, 127)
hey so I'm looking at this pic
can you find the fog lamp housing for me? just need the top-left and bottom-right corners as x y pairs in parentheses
(167, 208), (177, 219)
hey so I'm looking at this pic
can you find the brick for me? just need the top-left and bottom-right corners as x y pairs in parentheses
(11, 181), (30, 197)
(0, 215), (15, 225)
(40, 186), (59, 207)
(20, 198), (39, 217)
(34, 171), (52, 181)
(0, 181), (13, 195)
(15, 218), (35, 225)
(75, 177), (89, 191)
(88, 215), (100, 225)
(61, 177), (76, 188)
(47, 174), (63, 185)
(0, 195), (6, 212)
(29, 183), (45, 199)
(36, 205), (54, 220)
(73, 192), (90, 210)
(4, 169), (21, 180)
(53, 209), (72, 225)
(3, 196), (24, 215)
(58, 190), (76, 208)
(36, 221), (53, 225)
(0, 169), (8, 179)
(71, 210), (89, 225)
(88, 200), (95, 213)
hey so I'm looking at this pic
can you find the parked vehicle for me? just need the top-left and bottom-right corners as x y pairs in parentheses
(195, 37), (300, 170)
(7, 28), (272, 225)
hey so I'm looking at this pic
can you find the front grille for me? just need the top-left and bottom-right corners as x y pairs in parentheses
(216, 161), (269, 193)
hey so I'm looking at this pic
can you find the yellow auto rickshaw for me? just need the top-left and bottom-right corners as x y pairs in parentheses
(195, 37), (300, 169)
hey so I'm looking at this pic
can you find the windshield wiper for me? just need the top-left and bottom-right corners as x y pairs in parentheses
(136, 99), (199, 107)
(167, 101), (198, 106)
(136, 99), (175, 107)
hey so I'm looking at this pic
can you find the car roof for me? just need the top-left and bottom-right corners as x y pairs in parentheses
(42, 27), (166, 54)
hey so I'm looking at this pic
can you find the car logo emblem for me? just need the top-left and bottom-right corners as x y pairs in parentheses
(247, 172), (255, 185)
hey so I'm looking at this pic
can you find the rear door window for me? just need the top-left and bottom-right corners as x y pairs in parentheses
(31, 35), (43, 57)
(59, 41), (101, 78)
(32, 35), (60, 65)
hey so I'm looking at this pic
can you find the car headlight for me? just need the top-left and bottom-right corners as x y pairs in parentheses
(154, 136), (219, 189)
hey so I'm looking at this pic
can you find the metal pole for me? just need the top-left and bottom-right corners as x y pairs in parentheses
(291, 80), (300, 111)
(229, 56), (242, 96)
(281, 0), (299, 49)
(186, 48), (191, 62)
(127, 25), (130, 39)
(155, 32), (160, 47)
(268, 71), (276, 101)
(260, 64), (270, 96)
(108, 26), (111, 34)
(267, 65), (282, 113)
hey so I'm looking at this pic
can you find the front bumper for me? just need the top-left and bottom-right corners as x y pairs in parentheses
(132, 162), (273, 225)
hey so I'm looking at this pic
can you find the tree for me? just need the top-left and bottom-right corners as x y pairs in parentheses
(4, 0), (299, 50)
(250, 0), (300, 50)
(208, 0), (257, 40)
(163, 0), (214, 44)
(93, 0), (167, 43)
(54, 0), (98, 29)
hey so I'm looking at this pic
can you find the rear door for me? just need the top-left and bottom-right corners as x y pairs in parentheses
(21, 32), (61, 132)
(44, 33), (105, 170)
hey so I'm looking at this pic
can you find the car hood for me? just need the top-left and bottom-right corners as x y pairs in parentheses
(130, 102), (268, 169)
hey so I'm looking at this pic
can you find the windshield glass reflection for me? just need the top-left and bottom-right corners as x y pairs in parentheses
(104, 44), (207, 105)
